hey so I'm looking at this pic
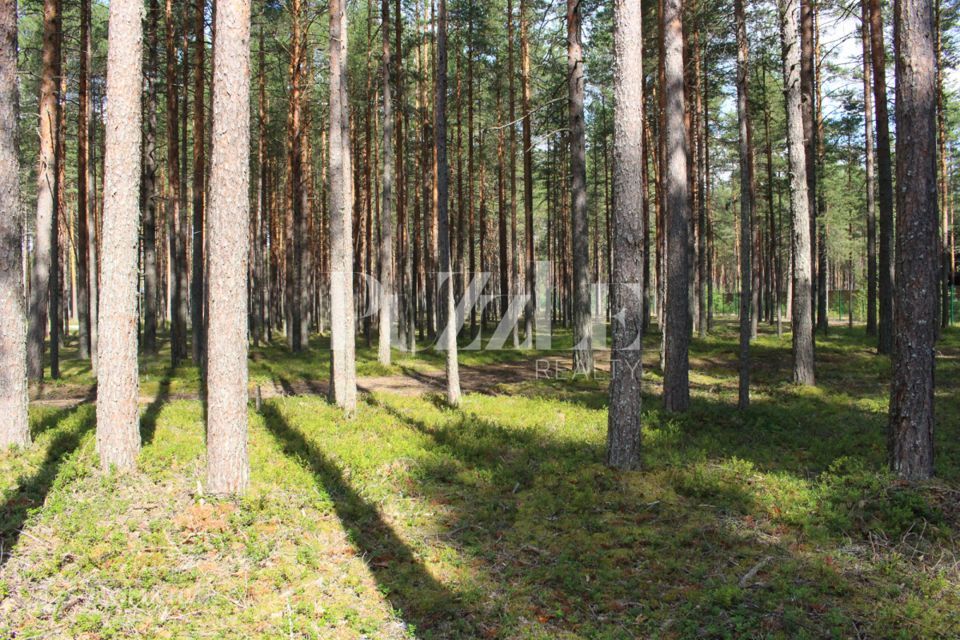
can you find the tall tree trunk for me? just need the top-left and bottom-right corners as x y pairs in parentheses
(607, 0), (644, 471)
(520, 0), (535, 346)
(861, 0), (877, 337)
(328, 0), (357, 411)
(868, 0), (895, 355)
(0, 0), (29, 448)
(779, 0), (815, 385)
(286, 0), (304, 352)
(206, 0), (250, 495)
(814, 4), (828, 335)
(662, 0), (691, 412)
(937, 0), (949, 331)
(436, 0), (461, 405)
(141, 0), (159, 354)
(800, 0), (818, 333)
(166, 0), (187, 365)
(28, 0), (61, 381)
(568, 0), (593, 374)
(97, 0), (144, 471)
(253, 22), (267, 347)
(736, 0), (753, 409)
(191, 0), (206, 365)
(889, 0), (937, 481)
(378, 0), (395, 366)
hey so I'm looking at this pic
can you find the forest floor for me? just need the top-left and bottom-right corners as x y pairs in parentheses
(3, 322), (960, 639)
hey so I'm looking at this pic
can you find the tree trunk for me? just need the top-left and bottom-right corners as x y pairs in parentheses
(206, 0), (250, 495)
(520, 0), (535, 346)
(568, 0), (593, 375)
(936, 0), (949, 331)
(378, 0), (395, 366)
(191, 0), (206, 365)
(662, 0), (691, 412)
(860, 0), (877, 337)
(166, 0), (187, 365)
(889, 0), (937, 481)
(0, 0), (29, 448)
(779, 0), (815, 385)
(607, 0), (644, 471)
(328, 0), (358, 411)
(800, 0), (818, 333)
(27, 0), (61, 382)
(97, 0), (144, 471)
(141, 0), (159, 354)
(436, 0), (461, 406)
(736, 0), (753, 409)
(868, 0), (895, 355)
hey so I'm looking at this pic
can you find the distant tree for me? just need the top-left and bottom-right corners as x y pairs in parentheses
(166, 0), (188, 365)
(97, 0), (145, 471)
(520, 0), (535, 345)
(861, 0), (877, 337)
(662, 0), (691, 412)
(206, 0), (251, 495)
(141, 0), (160, 354)
(889, 0), (937, 481)
(606, 0), (644, 471)
(0, 0), (29, 449)
(191, 0), (206, 366)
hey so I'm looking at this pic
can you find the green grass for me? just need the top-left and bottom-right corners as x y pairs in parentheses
(3, 323), (960, 638)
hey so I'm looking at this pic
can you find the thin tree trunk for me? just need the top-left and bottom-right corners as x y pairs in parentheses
(568, 0), (593, 374)
(736, 0), (752, 409)
(28, 0), (61, 382)
(779, 0), (815, 385)
(328, 0), (357, 411)
(861, 0), (877, 337)
(0, 0), (29, 448)
(800, 0), (818, 333)
(662, 0), (691, 412)
(378, 0), (394, 366)
(191, 0), (206, 365)
(868, 0), (895, 355)
(437, 0), (461, 406)
(166, 0), (187, 365)
(97, 0), (144, 471)
(206, 0), (250, 495)
(520, 0), (535, 346)
(607, 0), (644, 471)
(141, 0), (159, 354)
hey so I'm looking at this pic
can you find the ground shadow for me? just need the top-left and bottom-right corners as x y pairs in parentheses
(140, 368), (175, 446)
(0, 405), (95, 569)
(260, 402), (484, 638)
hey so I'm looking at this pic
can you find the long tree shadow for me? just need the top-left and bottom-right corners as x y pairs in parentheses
(0, 405), (95, 569)
(140, 368), (175, 446)
(259, 402), (484, 638)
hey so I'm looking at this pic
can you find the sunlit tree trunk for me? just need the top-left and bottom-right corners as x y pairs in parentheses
(779, 0), (815, 385)
(378, 0), (395, 366)
(206, 0), (251, 495)
(520, 0), (535, 346)
(97, 0), (144, 471)
(328, 0), (357, 411)
(0, 0), (28, 448)
(735, 0), (753, 409)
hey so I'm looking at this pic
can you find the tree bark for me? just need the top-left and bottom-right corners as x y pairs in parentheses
(868, 0), (895, 355)
(166, 0), (188, 365)
(97, 0), (145, 471)
(206, 0), (251, 495)
(779, 0), (815, 385)
(520, 0), (535, 346)
(568, 0), (593, 375)
(436, 0), (461, 406)
(191, 0), (206, 365)
(736, 0), (752, 409)
(329, 0), (358, 411)
(861, 1), (877, 337)
(607, 0), (644, 471)
(28, 0), (61, 382)
(662, 0), (691, 412)
(889, 0), (937, 481)
(0, 0), (29, 448)
(141, 0), (159, 354)
(378, 0), (395, 366)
